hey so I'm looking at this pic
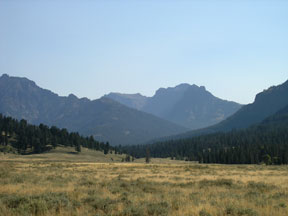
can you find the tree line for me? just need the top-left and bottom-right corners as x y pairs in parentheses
(124, 114), (288, 165)
(0, 114), (114, 154)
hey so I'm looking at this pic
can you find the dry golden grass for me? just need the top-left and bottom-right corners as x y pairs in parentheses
(0, 148), (288, 216)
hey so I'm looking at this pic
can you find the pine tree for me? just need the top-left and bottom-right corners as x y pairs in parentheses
(145, 148), (150, 163)
(75, 142), (81, 153)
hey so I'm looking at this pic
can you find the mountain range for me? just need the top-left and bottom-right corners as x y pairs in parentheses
(163, 79), (288, 141)
(1, 73), (287, 147)
(105, 83), (241, 129)
(0, 74), (187, 145)
(125, 100), (288, 164)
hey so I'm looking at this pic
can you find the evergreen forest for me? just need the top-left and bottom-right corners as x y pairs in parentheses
(0, 114), (113, 154)
(124, 109), (288, 165)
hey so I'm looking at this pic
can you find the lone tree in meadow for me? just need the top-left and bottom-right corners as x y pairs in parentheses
(262, 154), (272, 165)
(125, 155), (131, 162)
(75, 142), (81, 153)
(145, 148), (150, 163)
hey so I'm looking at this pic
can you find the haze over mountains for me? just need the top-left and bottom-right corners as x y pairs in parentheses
(0, 74), (187, 145)
(1, 73), (287, 147)
(165, 79), (288, 141)
(105, 83), (241, 129)
(126, 99), (288, 164)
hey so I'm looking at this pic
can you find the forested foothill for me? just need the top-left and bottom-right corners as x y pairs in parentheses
(124, 106), (288, 165)
(0, 114), (113, 155)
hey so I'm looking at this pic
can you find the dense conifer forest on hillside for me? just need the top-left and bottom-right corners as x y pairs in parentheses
(1, 109), (288, 165)
(124, 109), (288, 165)
(0, 114), (113, 154)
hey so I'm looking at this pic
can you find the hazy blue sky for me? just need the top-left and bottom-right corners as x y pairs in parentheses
(0, 0), (287, 104)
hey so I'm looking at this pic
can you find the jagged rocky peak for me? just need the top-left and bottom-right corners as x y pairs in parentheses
(68, 93), (78, 100)
(155, 83), (207, 95)
(1, 73), (10, 78)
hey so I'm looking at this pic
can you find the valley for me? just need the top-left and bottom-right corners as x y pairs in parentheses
(0, 155), (288, 216)
(1, 1), (287, 216)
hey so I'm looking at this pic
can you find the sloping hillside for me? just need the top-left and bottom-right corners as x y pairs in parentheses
(0, 74), (187, 145)
(161, 79), (288, 141)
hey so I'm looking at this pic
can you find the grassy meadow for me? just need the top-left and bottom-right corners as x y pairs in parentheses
(0, 148), (288, 216)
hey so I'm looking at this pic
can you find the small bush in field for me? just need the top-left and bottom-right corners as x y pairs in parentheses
(225, 204), (258, 216)
(247, 181), (276, 192)
(199, 178), (234, 188)
(121, 205), (145, 216)
(199, 209), (212, 216)
(146, 201), (170, 216)
(83, 195), (117, 213)
(0, 192), (74, 215)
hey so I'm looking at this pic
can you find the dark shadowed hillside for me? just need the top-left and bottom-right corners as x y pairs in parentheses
(0, 74), (187, 145)
(125, 103), (288, 164)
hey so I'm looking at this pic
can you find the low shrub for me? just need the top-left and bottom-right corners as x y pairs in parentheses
(199, 178), (234, 188)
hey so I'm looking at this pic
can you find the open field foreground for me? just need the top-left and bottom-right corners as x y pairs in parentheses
(1, 156), (288, 215)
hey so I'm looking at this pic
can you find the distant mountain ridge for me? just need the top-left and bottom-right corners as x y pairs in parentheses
(105, 93), (148, 110)
(0, 74), (187, 145)
(159, 79), (288, 141)
(105, 83), (242, 129)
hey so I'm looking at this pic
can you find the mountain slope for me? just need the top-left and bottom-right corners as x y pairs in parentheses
(261, 104), (288, 126)
(125, 103), (288, 164)
(164, 79), (288, 140)
(0, 74), (187, 145)
(104, 93), (148, 110)
(105, 84), (242, 129)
